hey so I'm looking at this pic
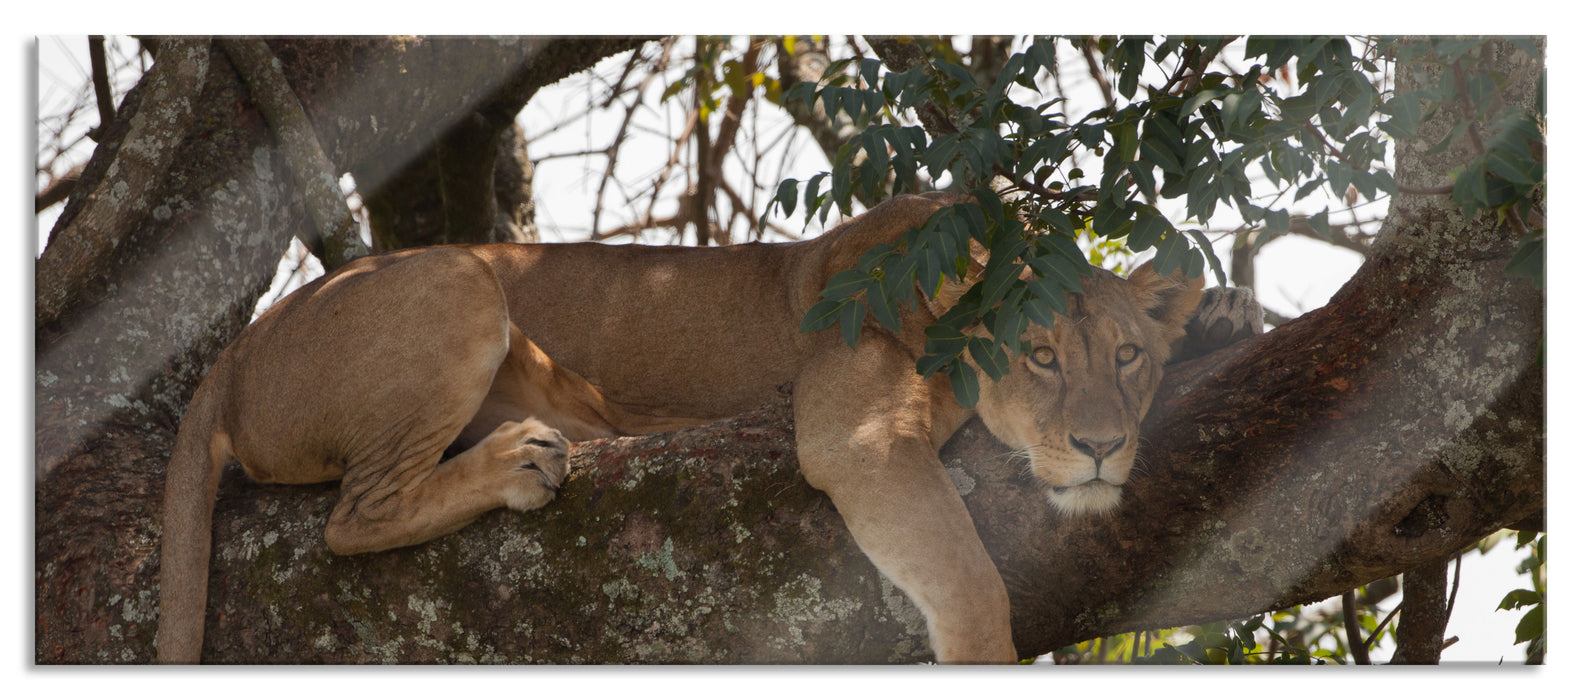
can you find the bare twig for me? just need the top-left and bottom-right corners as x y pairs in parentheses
(35, 163), (84, 214)
(591, 38), (674, 242)
(1342, 589), (1371, 664)
(1362, 599), (1402, 650)
(86, 36), (116, 140)
(1081, 37), (1116, 113)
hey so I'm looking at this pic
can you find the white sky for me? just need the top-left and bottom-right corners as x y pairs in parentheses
(11, 13), (1571, 692)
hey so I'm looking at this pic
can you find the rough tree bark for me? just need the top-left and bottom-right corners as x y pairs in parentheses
(35, 37), (1542, 664)
(35, 37), (644, 478)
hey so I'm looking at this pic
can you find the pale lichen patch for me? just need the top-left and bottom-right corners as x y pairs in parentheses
(635, 537), (682, 581)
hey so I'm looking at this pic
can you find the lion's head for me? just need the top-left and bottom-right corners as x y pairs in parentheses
(973, 261), (1203, 515)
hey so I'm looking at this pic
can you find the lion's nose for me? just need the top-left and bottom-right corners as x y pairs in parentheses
(1069, 434), (1126, 462)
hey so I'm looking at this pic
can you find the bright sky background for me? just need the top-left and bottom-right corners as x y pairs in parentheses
(10, 10), (1572, 697)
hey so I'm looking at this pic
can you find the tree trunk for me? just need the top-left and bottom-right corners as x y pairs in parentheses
(35, 37), (1542, 664)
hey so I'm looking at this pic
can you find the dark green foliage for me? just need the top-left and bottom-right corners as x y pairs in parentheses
(769, 36), (1544, 406)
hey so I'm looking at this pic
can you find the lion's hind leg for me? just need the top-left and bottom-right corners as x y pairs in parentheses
(323, 417), (570, 555)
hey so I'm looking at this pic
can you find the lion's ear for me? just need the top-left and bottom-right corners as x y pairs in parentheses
(1127, 259), (1205, 331)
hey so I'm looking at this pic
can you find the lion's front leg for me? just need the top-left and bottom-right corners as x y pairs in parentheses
(793, 340), (1017, 664)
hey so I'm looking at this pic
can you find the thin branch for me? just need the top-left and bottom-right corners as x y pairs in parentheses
(86, 36), (116, 141)
(1361, 600), (1403, 651)
(591, 213), (685, 242)
(1160, 43), (1201, 96)
(35, 163), (84, 213)
(218, 37), (366, 268)
(1342, 590), (1371, 664)
(1081, 37), (1116, 113)
(590, 38), (673, 242)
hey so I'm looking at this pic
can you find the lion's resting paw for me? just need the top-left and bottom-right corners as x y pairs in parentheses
(480, 419), (570, 511)
(1173, 286), (1264, 362)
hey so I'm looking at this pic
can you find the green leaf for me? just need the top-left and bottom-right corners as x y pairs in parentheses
(947, 358), (980, 408)
(800, 298), (845, 332)
(1026, 276), (1069, 317)
(1453, 157), (1492, 215)
(1506, 235), (1544, 288)
(1265, 208), (1290, 235)
(1309, 208), (1331, 239)
(979, 259), (1023, 312)
(821, 268), (874, 300)
(1152, 230), (1192, 276)
(859, 57), (882, 89)
(837, 298), (865, 347)
(1103, 120), (1141, 190)
(1128, 212), (1173, 252)
(1028, 254), (1083, 294)
(1324, 159), (1352, 199)
(1038, 230), (1088, 271)
(1036, 208), (1077, 238)
(773, 177), (800, 217)
(1184, 228), (1228, 287)
(1487, 149), (1542, 187)
(1093, 198), (1134, 238)
(1181, 87), (1228, 121)
(916, 351), (956, 380)
(1498, 589), (1543, 611)
(866, 281), (901, 332)
(802, 172), (829, 219)
(991, 286), (1027, 349)
(968, 336), (1010, 381)
(1514, 605), (1545, 644)
(1022, 295), (1057, 329)
(880, 253), (919, 309)
(1140, 132), (1184, 176)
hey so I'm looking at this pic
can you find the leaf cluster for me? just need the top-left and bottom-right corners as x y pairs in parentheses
(1496, 530), (1546, 663)
(766, 35), (1543, 406)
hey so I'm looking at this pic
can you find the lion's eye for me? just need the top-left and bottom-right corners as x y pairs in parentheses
(1031, 346), (1058, 370)
(1116, 344), (1139, 365)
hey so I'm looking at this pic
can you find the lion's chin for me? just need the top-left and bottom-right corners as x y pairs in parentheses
(1045, 481), (1122, 516)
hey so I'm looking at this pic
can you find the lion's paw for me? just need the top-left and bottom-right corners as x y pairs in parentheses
(482, 419), (571, 510)
(1172, 286), (1264, 363)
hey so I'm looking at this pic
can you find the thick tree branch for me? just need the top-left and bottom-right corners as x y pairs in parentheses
(35, 36), (1544, 665)
(35, 37), (211, 334)
(1389, 559), (1450, 663)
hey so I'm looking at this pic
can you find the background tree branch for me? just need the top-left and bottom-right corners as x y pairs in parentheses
(34, 37), (645, 477)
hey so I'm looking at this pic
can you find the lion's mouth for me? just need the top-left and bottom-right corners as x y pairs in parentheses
(1044, 479), (1123, 516)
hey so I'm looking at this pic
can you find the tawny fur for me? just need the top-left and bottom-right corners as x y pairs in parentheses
(155, 193), (1205, 664)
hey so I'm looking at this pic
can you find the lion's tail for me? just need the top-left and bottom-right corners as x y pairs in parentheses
(154, 376), (231, 664)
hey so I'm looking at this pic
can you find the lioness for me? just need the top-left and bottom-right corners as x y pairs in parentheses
(155, 193), (1214, 664)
